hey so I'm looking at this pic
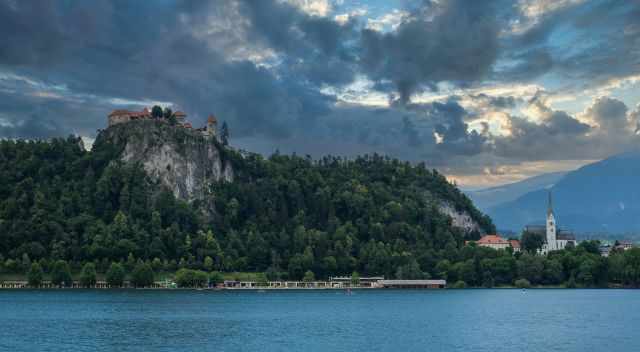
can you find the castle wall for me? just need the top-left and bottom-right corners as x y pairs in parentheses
(108, 115), (131, 126)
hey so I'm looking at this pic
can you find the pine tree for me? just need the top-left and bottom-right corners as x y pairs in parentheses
(220, 121), (229, 146)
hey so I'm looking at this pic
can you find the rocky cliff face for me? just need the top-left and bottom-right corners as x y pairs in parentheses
(94, 119), (233, 202)
(439, 202), (483, 234)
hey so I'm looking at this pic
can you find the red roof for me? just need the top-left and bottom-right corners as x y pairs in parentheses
(174, 111), (187, 117)
(476, 235), (509, 245)
(509, 239), (521, 249)
(108, 109), (151, 118)
(207, 114), (217, 124)
(184, 122), (192, 129)
(108, 109), (131, 117)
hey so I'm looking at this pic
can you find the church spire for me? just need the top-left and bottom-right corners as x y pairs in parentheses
(547, 191), (554, 216)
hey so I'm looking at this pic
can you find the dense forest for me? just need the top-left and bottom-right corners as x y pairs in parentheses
(1, 135), (640, 288)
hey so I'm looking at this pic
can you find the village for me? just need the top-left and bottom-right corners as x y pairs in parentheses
(468, 192), (636, 257)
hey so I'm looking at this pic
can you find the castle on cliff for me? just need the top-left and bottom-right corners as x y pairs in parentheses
(107, 108), (218, 138)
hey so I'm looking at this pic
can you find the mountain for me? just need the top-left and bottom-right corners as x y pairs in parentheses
(0, 119), (493, 279)
(465, 171), (567, 211)
(489, 151), (640, 234)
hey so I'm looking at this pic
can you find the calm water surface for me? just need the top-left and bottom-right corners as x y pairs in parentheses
(0, 289), (638, 351)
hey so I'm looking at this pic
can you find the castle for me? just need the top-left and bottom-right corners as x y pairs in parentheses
(107, 108), (218, 138)
(524, 192), (577, 254)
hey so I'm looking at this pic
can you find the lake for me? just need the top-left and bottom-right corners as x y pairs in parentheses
(0, 289), (637, 351)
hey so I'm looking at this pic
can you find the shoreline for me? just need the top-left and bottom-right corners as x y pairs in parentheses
(1, 286), (635, 290)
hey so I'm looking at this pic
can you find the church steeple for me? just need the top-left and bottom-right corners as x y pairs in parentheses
(547, 190), (554, 216)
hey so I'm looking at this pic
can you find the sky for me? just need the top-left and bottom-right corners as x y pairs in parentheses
(1, 0), (639, 189)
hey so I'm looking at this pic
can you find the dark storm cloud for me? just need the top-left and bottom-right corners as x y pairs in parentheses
(585, 97), (630, 134)
(1, 0), (640, 183)
(426, 101), (488, 156)
(237, 0), (358, 86)
(360, 0), (504, 102)
(498, 1), (640, 87)
(0, 0), (344, 140)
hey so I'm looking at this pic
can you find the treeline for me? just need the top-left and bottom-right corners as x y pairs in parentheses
(2, 135), (490, 282)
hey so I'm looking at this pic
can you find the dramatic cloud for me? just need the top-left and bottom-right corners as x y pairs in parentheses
(360, 0), (502, 102)
(1, 0), (639, 187)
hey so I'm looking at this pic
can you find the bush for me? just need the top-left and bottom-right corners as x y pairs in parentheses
(174, 268), (209, 288)
(515, 278), (531, 289)
(27, 263), (44, 287)
(106, 263), (126, 287)
(452, 280), (467, 289)
(79, 263), (97, 288)
(131, 263), (155, 288)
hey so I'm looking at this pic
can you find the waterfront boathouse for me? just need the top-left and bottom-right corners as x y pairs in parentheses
(378, 280), (446, 289)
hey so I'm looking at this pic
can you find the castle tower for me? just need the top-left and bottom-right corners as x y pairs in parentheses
(207, 114), (218, 137)
(546, 191), (557, 251)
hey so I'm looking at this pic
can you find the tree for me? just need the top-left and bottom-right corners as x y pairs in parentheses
(151, 105), (163, 119)
(130, 262), (154, 288)
(163, 107), (173, 120)
(220, 121), (229, 145)
(106, 263), (126, 287)
(517, 254), (544, 285)
(303, 270), (316, 282)
(203, 256), (214, 272)
(350, 271), (360, 286)
(27, 263), (44, 287)
(521, 231), (545, 253)
(51, 260), (73, 287)
(80, 263), (97, 288)
(175, 268), (209, 288)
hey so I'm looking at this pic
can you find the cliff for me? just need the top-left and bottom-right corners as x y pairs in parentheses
(438, 203), (484, 234)
(93, 119), (233, 202)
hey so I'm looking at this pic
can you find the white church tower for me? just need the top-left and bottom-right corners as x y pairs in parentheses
(546, 191), (557, 251)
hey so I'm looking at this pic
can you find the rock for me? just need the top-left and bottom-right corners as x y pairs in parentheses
(93, 119), (233, 202)
(439, 202), (482, 234)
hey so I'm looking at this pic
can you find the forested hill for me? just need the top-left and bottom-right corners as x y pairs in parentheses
(0, 124), (493, 280)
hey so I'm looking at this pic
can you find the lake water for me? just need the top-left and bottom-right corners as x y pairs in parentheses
(0, 289), (638, 351)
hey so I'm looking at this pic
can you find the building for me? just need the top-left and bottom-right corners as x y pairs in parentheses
(205, 114), (218, 137)
(466, 235), (520, 252)
(329, 276), (384, 288)
(509, 239), (521, 253)
(174, 111), (187, 123)
(614, 240), (634, 251)
(599, 244), (612, 257)
(108, 108), (151, 126)
(525, 192), (577, 254)
(376, 280), (446, 289)
(474, 235), (510, 250)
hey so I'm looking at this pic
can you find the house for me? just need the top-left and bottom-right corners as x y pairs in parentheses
(614, 240), (634, 251)
(509, 239), (521, 253)
(468, 235), (511, 250)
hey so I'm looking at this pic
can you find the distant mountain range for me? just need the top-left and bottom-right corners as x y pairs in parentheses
(469, 151), (640, 234)
(466, 171), (566, 211)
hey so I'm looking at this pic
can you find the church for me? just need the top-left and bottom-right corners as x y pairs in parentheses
(523, 192), (577, 254)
